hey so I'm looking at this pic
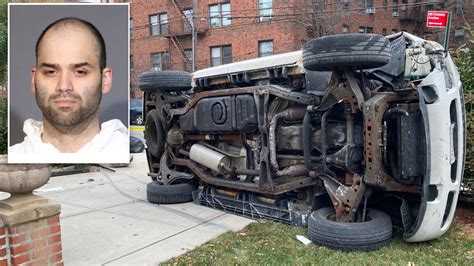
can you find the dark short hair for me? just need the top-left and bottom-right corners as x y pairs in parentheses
(35, 17), (106, 71)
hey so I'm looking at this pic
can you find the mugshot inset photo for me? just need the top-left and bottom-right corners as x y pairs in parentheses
(8, 4), (130, 164)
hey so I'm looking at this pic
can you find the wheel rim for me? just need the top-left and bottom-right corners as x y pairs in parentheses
(136, 115), (143, 125)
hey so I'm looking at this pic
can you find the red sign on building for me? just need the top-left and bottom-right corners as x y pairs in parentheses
(426, 11), (449, 28)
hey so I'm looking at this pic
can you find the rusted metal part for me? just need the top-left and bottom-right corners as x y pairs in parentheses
(147, 172), (159, 178)
(221, 165), (260, 176)
(269, 106), (306, 171)
(320, 174), (366, 222)
(275, 164), (308, 177)
(345, 103), (355, 145)
(174, 157), (259, 191)
(183, 134), (242, 141)
(271, 177), (319, 194)
(276, 154), (321, 161)
(169, 85), (314, 116)
(173, 158), (317, 195)
(363, 94), (421, 193)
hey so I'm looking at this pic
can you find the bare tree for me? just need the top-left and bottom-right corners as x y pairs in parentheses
(289, 0), (343, 38)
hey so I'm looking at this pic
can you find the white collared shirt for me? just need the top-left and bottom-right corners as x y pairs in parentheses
(8, 119), (130, 163)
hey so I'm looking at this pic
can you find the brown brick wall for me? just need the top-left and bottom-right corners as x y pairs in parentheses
(0, 215), (63, 266)
(0, 227), (6, 266)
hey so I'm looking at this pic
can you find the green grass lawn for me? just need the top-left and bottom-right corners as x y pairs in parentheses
(165, 219), (474, 265)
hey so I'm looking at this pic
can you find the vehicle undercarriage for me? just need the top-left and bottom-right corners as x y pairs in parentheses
(140, 33), (465, 251)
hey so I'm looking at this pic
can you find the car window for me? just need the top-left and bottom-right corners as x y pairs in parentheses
(131, 100), (142, 108)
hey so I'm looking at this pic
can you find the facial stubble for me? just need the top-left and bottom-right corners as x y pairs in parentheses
(35, 83), (102, 131)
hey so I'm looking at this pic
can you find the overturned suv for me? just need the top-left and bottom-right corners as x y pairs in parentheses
(139, 32), (465, 251)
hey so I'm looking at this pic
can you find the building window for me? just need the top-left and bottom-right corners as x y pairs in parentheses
(401, 0), (408, 16)
(259, 40), (273, 57)
(130, 18), (133, 38)
(184, 49), (193, 72)
(393, 0), (399, 12)
(151, 52), (170, 70)
(183, 8), (193, 32)
(342, 0), (349, 10)
(130, 55), (133, 70)
(358, 26), (373, 33)
(342, 25), (349, 34)
(365, 0), (374, 8)
(382, 28), (387, 36)
(149, 13), (168, 36)
(382, 0), (387, 11)
(456, 0), (464, 16)
(209, 3), (231, 28)
(259, 0), (272, 21)
(211, 45), (232, 66)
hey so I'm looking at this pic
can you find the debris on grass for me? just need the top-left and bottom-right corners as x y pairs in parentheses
(296, 235), (311, 245)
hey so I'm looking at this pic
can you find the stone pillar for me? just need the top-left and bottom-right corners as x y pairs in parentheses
(0, 195), (62, 266)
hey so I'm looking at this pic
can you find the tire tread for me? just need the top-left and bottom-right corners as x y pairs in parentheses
(307, 207), (393, 251)
(146, 181), (197, 204)
(302, 34), (391, 71)
(139, 70), (192, 92)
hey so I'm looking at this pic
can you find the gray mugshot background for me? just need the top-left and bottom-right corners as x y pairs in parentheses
(9, 4), (129, 145)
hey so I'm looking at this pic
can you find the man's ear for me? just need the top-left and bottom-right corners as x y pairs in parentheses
(101, 67), (112, 94)
(31, 68), (37, 94)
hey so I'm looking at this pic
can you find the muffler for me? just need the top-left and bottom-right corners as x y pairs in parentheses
(189, 144), (230, 172)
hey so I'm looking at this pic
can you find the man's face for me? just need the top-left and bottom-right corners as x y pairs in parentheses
(32, 24), (111, 127)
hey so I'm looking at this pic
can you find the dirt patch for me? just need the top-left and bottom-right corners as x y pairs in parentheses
(454, 203), (474, 239)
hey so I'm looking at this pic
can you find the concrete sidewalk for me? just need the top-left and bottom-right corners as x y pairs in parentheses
(33, 152), (253, 265)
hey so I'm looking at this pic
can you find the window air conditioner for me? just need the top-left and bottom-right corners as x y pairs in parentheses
(366, 7), (376, 14)
(392, 11), (399, 17)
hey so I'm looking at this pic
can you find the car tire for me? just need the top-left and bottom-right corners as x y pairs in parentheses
(139, 70), (192, 92)
(144, 109), (165, 159)
(146, 181), (197, 204)
(302, 34), (391, 71)
(308, 207), (392, 251)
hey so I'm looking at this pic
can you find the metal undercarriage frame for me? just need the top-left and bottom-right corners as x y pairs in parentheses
(149, 69), (423, 224)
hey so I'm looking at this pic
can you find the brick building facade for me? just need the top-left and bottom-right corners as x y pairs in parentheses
(129, 0), (473, 97)
(130, 0), (309, 97)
